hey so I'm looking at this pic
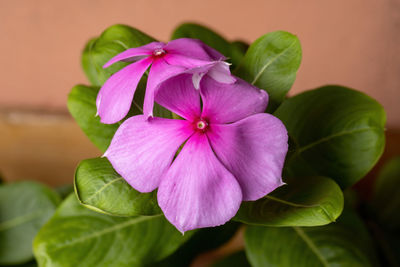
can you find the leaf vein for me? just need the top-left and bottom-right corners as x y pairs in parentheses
(0, 210), (45, 231)
(296, 127), (382, 155)
(293, 227), (329, 267)
(251, 39), (297, 85)
(49, 215), (162, 252)
(84, 177), (124, 203)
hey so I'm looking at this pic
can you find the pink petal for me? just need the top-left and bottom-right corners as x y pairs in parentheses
(154, 73), (201, 121)
(200, 76), (268, 124)
(165, 38), (225, 61)
(207, 62), (236, 84)
(158, 133), (242, 232)
(96, 58), (152, 124)
(143, 58), (186, 118)
(103, 42), (163, 68)
(104, 115), (193, 193)
(183, 61), (234, 89)
(207, 114), (288, 201)
(163, 53), (211, 69)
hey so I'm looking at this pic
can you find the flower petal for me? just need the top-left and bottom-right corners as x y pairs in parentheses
(103, 42), (163, 68)
(155, 73), (201, 121)
(200, 76), (268, 124)
(143, 59), (186, 118)
(163, 53), (211, 69)
(183, 61), (234, 89)
(207, 113), (288, 201)
(158, 133), (242, 232)
(104, 115), (193, 192)
(165, 38), (225, 61)
(207, 62), (236, 84)
(96, 58), (152, 124)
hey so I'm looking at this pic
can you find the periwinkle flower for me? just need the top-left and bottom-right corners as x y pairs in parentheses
(104, 71), (288, 232)
(96, 39), (234, 123)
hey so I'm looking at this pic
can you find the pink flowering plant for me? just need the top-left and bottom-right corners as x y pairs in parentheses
(11, 23), (390, 266)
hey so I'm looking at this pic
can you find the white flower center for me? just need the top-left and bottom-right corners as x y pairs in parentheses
(153, 48), (166, 57)
(196, 120), (207, 130)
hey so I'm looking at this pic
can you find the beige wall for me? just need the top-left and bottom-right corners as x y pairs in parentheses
(1, 0), (399, 127)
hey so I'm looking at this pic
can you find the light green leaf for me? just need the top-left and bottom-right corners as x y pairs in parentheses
(171, 23), (244, 67)
(234, 176), (343, 227)
(82, 24), (155, 86)
(74, 157), (161, 216)
(0, 182), (60, 265)
(372, 156), (400, 230)
(245, 209), (379, 267)
(235, 31), (302, 111)
(67, 85), (119, 152)
(33, 194), (194, 267)
(275, 85), (386, 188)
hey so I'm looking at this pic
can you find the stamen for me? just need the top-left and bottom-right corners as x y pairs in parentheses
(153, 48), (166, 57)
(197, 121), (206, 129)
(195, 119), (208, 131)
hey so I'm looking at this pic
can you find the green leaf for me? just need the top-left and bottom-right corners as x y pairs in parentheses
(230, 40), (249, 66)
(74, 157), (161, 216)
(245, 209), (379, 267)
(212, 251), (251, 267)
(55, 184), (74, 199)
(235, 31), (302, 111)
(171, 23), (243, 67)
(152, 221), (240, 267)
(0, 182), (60, 265)
(67, 85), (119, 152)
(33, 194), (194, 267)
(82, 24), (155, 86)
(372, 156), (400, 230)
(275, 85), (386, 188)
(234, 176), (343, 227)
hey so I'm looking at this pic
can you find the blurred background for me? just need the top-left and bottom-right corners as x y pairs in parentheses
(1, 0), (399, 188)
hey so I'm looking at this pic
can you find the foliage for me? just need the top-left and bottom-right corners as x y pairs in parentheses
(1, 22), (393, 267)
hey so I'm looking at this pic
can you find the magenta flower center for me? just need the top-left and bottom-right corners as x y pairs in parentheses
(194, 119), (209, 132)
(153, 48), (166, 57)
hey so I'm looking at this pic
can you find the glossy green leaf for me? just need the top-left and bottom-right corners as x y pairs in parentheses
(0, 182), (60, 265)
(82, 24), (155, 86)
(235, 31), (302, 111)
(33, 194), (194, 267)
(245, 209), (379, 267)
(372, 156), (400, 230)
(275, 86), (386, 188)
(171, 23), (244, 67)
(234, 176), (343, 227)
(212, 251), (251, 267)
(152, 221), (240, 267)
(74, 157), (160, 216)
(67, 85), (119, 152)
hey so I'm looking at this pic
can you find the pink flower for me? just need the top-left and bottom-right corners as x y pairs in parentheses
(96, 38), (231, 124)
(104, 72), (288, 232)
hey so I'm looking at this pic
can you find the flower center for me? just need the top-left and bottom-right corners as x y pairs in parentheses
(153, 48), (166, 57)
(195, 119), (208, 132)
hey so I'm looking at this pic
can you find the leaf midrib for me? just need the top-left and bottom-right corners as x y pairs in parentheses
(297, 127), (382, 154)
(293, 227), (330, 267)
(49, 215), (162, 252)
(83, 177), (124, 203)
(251, 39), (297, 85)
(265, 195), (335, 222)
(0, 210), (45, 231)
